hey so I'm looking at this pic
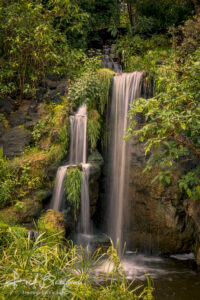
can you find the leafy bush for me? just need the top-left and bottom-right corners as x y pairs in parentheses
(127, 48), (200, 200)
(68, 68), (114, 114)
(65, 168), (82, 222)
(171, 16), (200, 58)
(32, 121), (46, 145)
(88, 110), (101, 151)
(0, 0), (87, 97)
(0, 148), (15, 207)
(115, 34), (171, 73)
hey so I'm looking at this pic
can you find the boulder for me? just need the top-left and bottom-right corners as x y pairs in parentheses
(0, 97), (14, 117)
(18, 199), (43, 223)
(45, 81), (68, 103)
(39, 209), (66, 235)
(8, 102), (39, 127)
(0, 127), (33, 158)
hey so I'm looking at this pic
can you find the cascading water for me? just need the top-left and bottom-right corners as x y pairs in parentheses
(80, 163), (91, 234)
(50, 104), (91, 235)
(102, 45), (122, 73)
(50, 165), (68, 211)
(69, 104), (87, 164)
(106, 72), (143, 249)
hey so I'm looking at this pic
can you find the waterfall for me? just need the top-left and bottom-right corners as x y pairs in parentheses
(50, 165), (68, 211)
(106, 72), (143, 249)
(50, 104), (91, 235)
(80, 163), (91, 234)
(69, 104), (87, 164)
(102, 45), (122, 73)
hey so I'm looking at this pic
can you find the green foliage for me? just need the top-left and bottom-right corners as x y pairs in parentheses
(88, 110), (101, 151)
(122, 0), (194, 35)
(115, 34), (171, 73)
(69, 67), (113, 152)
(0, 227), (153, 299)
(69, 67), (114, 114)
(127, 48), (200, 200)
(32, 121), (46, 144)
(0, 0), (87, 97)
(65, 168), (82, 222)
(0, 148), (43, 208)
(78, 0), (121, 44)
(171, 16), (200, 59)
(0, 222), (27, 252)
(0, 148), (15, 207)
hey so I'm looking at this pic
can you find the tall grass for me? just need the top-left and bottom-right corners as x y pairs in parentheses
(0, 228), (153, 299)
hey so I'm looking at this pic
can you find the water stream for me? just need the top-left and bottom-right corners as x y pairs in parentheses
(50, 104), (91, 235)
(80, 163), (91, 234)
(106, 72), (143, 249)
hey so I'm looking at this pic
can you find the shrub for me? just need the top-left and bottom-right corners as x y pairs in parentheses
(127, 48), (200, 200)
(65, 168), (82, 222)
(171, 16), (200, 58)
(68, 68), (114, 114)
(88, 110), (101, 151)
(0, 0), (87, 97)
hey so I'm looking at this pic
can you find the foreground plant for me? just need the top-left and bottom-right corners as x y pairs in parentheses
(0, 226), (153, 299)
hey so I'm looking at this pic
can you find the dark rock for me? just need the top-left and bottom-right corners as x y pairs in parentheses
(34, 190), (52, 203)
(23, 120), (38, 130)
(88, 152), (104, 220)
(45, 81), (68, 103)
(18, 199), (43, 223)
(41, 79), (60, 89)
(156, 60), (167, 65)
(0, 123), (5, 136)
(46, 72), (68, 81)
(0, 97), (14, 117)
(8, 102), (39, 127)
(8, 108), (28, 127)
(35, 87), (47, 101)
(0, 127), (33, 158)
(122, 139), (194, 254)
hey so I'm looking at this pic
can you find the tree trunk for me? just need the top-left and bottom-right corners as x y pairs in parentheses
(126, 0), (135, 26)
(192, 0), (200, 15)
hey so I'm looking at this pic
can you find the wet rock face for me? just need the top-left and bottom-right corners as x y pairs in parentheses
(186, 198), (200, 265)
(88, 152), (104, 223)
(0, 127), (33, 158)
(123, 139), (194, 254)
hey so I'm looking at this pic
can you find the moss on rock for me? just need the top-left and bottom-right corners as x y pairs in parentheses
(38, 209), (66, 236)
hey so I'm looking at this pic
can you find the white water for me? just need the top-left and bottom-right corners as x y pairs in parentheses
(69, 104), (87, 164)
(50, 104), (91, 234)
(50, 165), (68, 211)
(80, 163), (91, 234)
(106, 72), (143, 248)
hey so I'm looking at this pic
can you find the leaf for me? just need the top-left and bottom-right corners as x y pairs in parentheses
(181, 123), (186, 130)
(187, 188), (192, 197)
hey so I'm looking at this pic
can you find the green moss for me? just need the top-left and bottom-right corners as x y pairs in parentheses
(38, 209), (65, 242)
